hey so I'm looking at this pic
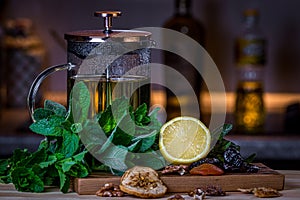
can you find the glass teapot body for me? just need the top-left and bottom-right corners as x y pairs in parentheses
(65, 30), (152, 115)
(27, 12), (152, 120)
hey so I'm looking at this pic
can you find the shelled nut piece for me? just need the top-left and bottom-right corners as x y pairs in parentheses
(167, 194), (185, 200)
(188, 188), (206, 199)
(119, 166), (167, 198)
(238, 187), (282, 198)
(95, 183), (124, 197)
(162, 165), (189, 175)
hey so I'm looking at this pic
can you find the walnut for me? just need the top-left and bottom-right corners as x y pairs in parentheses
(201, 185), (226, 196)
(188, 188), (206, 200)
(95, 183), (124, 197)
(162, 165), (189, 175)
(238, 187), (282, 198)
(253, 187), (282, 198)
(127, 172), (158, 189)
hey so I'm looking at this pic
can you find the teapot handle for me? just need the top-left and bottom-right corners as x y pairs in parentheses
(27, 63), (74, 122)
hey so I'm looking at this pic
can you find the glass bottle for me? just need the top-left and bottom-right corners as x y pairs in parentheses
(163, 0), (205, 121)
(234, 9), (267, 133)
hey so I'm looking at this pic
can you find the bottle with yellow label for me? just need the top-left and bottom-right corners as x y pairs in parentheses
(234, 9), (267, 133)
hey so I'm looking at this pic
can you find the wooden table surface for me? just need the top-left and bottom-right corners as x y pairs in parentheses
(0, 170), (299, 199)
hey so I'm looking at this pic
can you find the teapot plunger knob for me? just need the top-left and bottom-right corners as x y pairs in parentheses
(94, 11), (122, 34)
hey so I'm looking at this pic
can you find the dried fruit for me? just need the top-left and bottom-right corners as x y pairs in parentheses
(223, 147), (259, 173)
(190, 163), (224, 175)
(119, 166), (167, 198)
(162, 165), (189, 175)
(189, 158), (223, 170)
(95, 183), (124, 197)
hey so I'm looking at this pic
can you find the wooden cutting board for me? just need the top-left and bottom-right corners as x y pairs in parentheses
(74, 163), (284, 195)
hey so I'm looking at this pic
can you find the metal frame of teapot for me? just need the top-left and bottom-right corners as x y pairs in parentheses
(27, 11), (153, 121)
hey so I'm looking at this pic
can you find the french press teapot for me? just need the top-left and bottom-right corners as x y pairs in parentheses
(27, 11), (152, 120)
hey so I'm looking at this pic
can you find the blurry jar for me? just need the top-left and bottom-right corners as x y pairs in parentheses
(234, 9), (267, 133)
(3, 18), (45, 108)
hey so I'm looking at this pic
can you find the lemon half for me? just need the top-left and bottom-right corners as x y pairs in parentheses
(159, 116), (211, 164)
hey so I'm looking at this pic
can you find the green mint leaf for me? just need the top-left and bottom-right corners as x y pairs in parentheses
(110, 96), (131, 122)
(96, 131), (115, 155)
(37, 139), (50, 151)
(39, 154), (57, 169)
(32, 108), (55, 121)
(147, 107), (162, 131)
(112, 114), (135, 146)
(138, 131), (158, 152)
(56, 151), (88, 174)
(9, 149), (30, 170)
(55, 151), (89, 193)
(101, 145), (128, 172)
(44, 100), (67, 117)
(0, 159), (11, 183)
(60, 129), (80, 158)
(221, 123), (233, 138)
(60, 176), (71, 193)
(133, 103), (152, 126)
(68, 162), (89, 178)
(245, 153), (257, 163)
(134, 103), (148, 123)
(127, 140), (141, 152)
(11, 167), (44, 193)
(29, 115), (65, 136)
(132, 130), (157, 142)
(56, 166), (67, 191)
(71, 123), (83, 133)
(60, 159), (76, 173)
(16, 148), (47, 169)
(70, 81), (91, 123)
(97, 109), (116, 134)
(129, 150), (167, 170)
(98, 96), (131, 134)
(72, 150), (88, 162)
(80, 120), (107, 150)
(0, 159), (8, 176)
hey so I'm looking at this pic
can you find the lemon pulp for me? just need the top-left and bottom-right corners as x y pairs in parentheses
(159, 116), (211, 164)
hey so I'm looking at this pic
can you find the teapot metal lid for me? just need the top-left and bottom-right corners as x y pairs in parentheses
(64, 11), (151, 43)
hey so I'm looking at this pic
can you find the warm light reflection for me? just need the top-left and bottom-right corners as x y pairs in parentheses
(43, 90), (300, 114)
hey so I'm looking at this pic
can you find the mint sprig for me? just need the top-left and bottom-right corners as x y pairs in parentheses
(0, 81), (166, 193)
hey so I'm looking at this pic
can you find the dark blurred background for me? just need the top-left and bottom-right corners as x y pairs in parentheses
(1, 0), (300, 93)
